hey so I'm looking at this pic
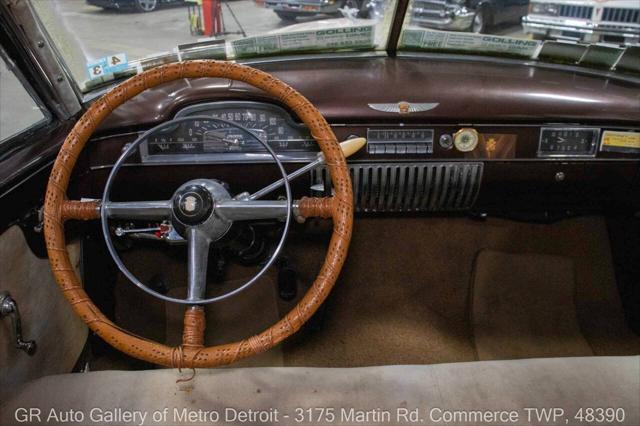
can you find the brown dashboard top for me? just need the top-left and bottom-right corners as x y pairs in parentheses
(95, 55), (640, 134)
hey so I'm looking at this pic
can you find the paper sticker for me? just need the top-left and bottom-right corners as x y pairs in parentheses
(87, 53), (128, 80)
(600, 130), (640, 153)
(232, 26), (375, 58)
(400, 29), (540, 58)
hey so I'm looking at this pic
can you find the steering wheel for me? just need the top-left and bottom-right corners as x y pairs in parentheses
(43, 60), (353, 368)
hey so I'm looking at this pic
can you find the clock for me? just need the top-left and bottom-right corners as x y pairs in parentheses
(538, 127), (599, 157)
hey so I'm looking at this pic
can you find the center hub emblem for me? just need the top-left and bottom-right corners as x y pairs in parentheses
(181, 194), (200, 215)
(172, 185), (213, 225)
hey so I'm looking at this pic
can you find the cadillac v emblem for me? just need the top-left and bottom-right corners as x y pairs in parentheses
(368, 101), (439, 114)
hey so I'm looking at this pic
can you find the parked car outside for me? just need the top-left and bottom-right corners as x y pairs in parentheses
(411, 0), (530, 33)
(264, 0), (365, 21)
(522, 0), (640, 45)
(86, 0), (184, 13)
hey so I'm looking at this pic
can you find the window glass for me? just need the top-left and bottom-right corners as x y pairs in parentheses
(0, 55), (48, 143)
(31, 0), (398, 93)
(398, 0), (640, 68)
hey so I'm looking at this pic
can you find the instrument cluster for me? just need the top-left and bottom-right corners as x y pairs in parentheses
(140, 101), (317, 163)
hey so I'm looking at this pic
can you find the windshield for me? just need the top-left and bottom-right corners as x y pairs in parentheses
(31, 0), (639, 94)
(399, 0), (639, 71)
(32, 0), (398, 92)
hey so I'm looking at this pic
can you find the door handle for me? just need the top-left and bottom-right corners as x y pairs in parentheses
(0, 291), (37, 356)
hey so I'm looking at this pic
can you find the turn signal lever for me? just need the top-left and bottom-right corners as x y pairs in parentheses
(0, 291), (37, 356)
(247, 137), (367, 200)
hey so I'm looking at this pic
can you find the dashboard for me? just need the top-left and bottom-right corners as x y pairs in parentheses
(136, 102), (639, 163)
(133, 99), (639, 165)
(85, 56), (640, 215)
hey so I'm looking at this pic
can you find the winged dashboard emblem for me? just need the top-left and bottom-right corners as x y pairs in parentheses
(368, 101), (439, 114)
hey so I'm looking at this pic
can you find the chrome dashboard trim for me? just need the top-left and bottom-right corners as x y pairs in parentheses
(89, 157), (640, 172)
(313, 162), (484, 212)
(136, 152), (317, 165)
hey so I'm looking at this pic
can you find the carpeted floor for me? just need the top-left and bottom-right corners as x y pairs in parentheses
(108, 215), (640, 369)
(471, 250), (593, 360)
(165, 279), (284, 367)
(283, 216), (640, 366)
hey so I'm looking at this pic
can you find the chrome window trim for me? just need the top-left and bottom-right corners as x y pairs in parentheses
(0, 45), (52, 147)
(2, 0), (81, 119)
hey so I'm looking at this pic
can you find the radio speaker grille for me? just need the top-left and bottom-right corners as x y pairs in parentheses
(311, 162), (483, 212)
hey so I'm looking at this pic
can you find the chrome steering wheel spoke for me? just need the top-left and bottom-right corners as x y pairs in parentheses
(186, 228), (211, 302)
(215, 199), (289, 222)
(103, 200), (172, 220)
(101, 116), (294, 305)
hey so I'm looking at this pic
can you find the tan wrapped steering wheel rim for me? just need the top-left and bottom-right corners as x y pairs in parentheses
(43, 60), (353, 368)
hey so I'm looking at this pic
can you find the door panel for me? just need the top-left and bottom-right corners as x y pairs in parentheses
(0, 226), (87, 402)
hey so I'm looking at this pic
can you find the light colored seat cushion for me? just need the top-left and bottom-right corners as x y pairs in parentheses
(2, 356), (638, 425)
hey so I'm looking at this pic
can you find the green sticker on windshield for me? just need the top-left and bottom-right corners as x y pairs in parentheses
(400, 29), (540, 58)
(232, 26), (375, 59)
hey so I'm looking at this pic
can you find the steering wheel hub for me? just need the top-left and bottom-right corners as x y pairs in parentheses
(173, 184), (213, 225)
(171, 179), (232, 240)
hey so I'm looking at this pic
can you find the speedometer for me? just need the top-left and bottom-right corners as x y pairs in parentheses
(146, 118), (264, 155)
(177, 101), (316, 152)
(139, 102), (318, 163)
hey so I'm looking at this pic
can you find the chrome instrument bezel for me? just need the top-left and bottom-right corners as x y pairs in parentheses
(139, 101), (318, 164)
(366, 128), (434, 154)
(537, 127), (600, 158)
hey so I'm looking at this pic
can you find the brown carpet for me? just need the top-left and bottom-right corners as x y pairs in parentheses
(283, 216), (640, 366)
(471, 250), (593, 360)
(108, 215), (639, 369)
(165, 278), (284, 367)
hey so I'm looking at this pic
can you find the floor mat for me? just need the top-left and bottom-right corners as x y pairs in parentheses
(284, 216), (640, 367)
(165, 277), (284, 367)
(471, 250), (593, 360)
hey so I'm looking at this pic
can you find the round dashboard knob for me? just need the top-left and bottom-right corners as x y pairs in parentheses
(439, 133), (454, 150)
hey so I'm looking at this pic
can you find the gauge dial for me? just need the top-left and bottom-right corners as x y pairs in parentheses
(178, 102), (316, 152)
(454, 128), (479, 152)
(146, 119), (264, 155)
(140, 102), (319, 163)
(538, 128), (599, 157)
